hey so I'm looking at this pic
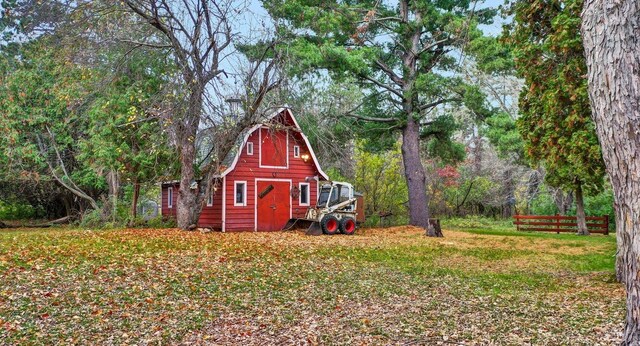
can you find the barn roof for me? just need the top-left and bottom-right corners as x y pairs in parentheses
(214, 107), (329, 180)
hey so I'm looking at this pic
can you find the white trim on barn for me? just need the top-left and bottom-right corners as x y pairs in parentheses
(221, 176), (226, 232)
(217, 108), (329, 180)
(299, 182), (310, 206)
(234, 180), (248, 207)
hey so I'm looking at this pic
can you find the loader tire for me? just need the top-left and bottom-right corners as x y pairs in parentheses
(321, 215), (339, 235)
(340, 217), (356, 235)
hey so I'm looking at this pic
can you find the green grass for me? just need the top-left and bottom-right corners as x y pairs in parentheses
(0, 223), (624, 345)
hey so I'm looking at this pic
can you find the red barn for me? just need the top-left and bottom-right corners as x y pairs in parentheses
(161, 108), (329, 231)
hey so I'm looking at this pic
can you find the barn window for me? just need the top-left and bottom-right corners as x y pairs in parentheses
(206, 189), (213, 207)
(299, 183), (310, 206)
(247, 142), (254, 155)
(293, 145), (300, 158)
(234, 181), (247, 206)
(168, 187), (173, 209)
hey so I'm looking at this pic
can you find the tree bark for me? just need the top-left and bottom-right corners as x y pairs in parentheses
(502, 168), (515, 218)
(105, 170), (120, 222)
(131, 180), (140, 220)
(582, 0), (640, 342)
(574, 180), (589, 235)
(472, 125), (482, 175)
(401, 118), (437, 235)
(175, 92), (202, 230)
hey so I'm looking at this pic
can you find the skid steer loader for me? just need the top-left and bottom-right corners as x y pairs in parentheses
(283, 181), (363, 235)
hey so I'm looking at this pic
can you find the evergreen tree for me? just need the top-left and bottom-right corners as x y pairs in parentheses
(262, 0), (498, 235)
(508, 0), (605, 234)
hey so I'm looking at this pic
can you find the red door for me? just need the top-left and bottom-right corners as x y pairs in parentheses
(256, 180), (291, 231)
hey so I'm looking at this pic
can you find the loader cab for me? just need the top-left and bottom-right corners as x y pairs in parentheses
(316, 182), (354, 209)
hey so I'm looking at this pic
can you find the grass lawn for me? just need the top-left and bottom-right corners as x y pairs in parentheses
(0, 223), (623, 345)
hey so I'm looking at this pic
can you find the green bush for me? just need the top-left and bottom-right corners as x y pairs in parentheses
(147, 215), (176, 228)
(529, 186), (558, 216)
(0, 201), (37, 220)
(78, 209), (106, 229)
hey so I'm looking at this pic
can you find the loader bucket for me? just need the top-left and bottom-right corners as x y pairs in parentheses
(282, 218), (323, 236)
(283, 218), (300, 230)
(305, 222), (322, 236)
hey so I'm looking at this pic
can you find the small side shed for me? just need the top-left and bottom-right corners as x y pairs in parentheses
(161, 108), (329, 231)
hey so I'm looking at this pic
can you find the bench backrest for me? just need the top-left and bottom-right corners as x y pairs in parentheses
(513, 214), (609, 235)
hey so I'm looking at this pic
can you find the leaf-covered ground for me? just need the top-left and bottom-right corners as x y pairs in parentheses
(0, 225), (623, 345)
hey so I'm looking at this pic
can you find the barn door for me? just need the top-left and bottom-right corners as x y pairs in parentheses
(256, 180), (291, 231)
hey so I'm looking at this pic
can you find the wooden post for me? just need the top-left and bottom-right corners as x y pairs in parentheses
(604, 214), (609, 235)
(515, 215), (520, 231)
(556, 214), (560, 234)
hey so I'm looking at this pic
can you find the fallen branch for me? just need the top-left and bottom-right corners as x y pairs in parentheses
(0, 216), (71, 229)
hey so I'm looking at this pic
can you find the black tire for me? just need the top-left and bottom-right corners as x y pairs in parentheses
(321, 215), (339, 235)
(340, 217), (356, 235)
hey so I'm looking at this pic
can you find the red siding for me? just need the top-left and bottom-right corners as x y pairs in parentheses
(161, 183), (178, 218)
(198, 178), (223, 229)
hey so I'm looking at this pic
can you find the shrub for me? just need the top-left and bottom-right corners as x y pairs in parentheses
(0, 201), (37, 220)
(147, 215), (176, 228)
(529, 186), (557, 215)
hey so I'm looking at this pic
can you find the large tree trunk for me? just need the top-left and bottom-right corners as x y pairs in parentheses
(574, 180), (589, 235)
(176, 90), (204, 230)
(582, 0), (640, 342)
(401, 118), (440, 236)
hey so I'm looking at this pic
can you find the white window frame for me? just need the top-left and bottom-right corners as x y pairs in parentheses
(168, 187), (173, 209)
(293, 145), (300, 158)
(206, 189), (214, 207)
(247, 142), (254, 155)
(234, 181), (247, 207)
(299, 182), (310, 206)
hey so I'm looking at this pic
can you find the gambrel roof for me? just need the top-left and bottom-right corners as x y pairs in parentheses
(205, 107), (329, 180)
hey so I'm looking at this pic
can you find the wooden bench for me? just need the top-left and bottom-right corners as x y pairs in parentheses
(513, 214), (609, 235)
